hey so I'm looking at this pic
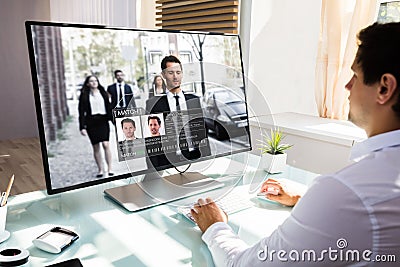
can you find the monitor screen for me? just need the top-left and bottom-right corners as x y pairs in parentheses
(26, 21), (251, 194)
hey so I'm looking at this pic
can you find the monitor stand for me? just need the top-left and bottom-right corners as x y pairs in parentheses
(104, 171), (224, 212)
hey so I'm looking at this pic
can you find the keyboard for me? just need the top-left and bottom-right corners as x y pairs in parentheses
(177, 191), (254, 223)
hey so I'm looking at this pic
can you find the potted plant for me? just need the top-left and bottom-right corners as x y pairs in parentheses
(259, 128), (293, 173)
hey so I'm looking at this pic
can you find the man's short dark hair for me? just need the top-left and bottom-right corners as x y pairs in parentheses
(148, 115), (161, 126)
(356, 22), (400, 116)
(161, 55), (182, 71)
(114, 69), (123, 77)
(121, 118), (135, 128)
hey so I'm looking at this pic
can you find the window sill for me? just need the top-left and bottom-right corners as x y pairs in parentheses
(250, 112), (366, 147)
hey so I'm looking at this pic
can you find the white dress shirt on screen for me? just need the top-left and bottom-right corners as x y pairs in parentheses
(166, 90), (188, 111)
(117, 82), (126, 107)
(89, 90), (106, 115)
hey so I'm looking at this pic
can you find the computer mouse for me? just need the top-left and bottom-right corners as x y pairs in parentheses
(257, 187), (279, 196)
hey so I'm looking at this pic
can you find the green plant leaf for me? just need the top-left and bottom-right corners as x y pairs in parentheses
(258, 128), (293, 155)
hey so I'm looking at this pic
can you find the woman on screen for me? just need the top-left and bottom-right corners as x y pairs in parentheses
(149, 75), (166, 98)
(78, 75), (113, 178)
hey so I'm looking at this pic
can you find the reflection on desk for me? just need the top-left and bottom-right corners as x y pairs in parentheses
(2, 155), (317, 266)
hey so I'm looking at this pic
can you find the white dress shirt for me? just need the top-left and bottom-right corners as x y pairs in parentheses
(89, 90), (106, 115)
(203, 129), (400, 266)
(166, 89), (188, 111)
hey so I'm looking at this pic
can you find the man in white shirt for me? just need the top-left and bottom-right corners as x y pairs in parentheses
(191, 22), (400, 266)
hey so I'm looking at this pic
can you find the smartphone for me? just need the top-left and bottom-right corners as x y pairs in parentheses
(46, 258), (83, 267)
(33, 227), (79, 254)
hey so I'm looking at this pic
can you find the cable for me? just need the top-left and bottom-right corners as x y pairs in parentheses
(174, 164), (191, 174)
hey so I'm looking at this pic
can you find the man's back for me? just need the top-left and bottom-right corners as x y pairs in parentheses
(290, 136), (400, 264)
(201, 131), (400, 266)
(333, 139), (400, 257)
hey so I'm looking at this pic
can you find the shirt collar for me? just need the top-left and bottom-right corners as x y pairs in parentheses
(350, 129), (400, 161)
(166, 89), (184, 99)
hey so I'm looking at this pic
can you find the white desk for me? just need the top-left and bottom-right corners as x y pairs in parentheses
(2, 155), (317, 266)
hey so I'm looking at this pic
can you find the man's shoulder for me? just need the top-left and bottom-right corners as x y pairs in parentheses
(183, 92), (201, 109)
(146, 95), (167, 105)
(183, 92), (199, 100)
(107, 83), (116, 91)
(146, 95), (168, 113)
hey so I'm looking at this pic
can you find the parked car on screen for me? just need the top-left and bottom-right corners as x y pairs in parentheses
(203, 87), (249, 140)
(131, 82), (141, 99)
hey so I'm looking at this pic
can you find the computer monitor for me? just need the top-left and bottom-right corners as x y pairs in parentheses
(26, 21), (251, 211)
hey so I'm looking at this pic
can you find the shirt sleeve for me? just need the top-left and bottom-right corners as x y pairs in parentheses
(202, 222), (250, 267)
(201, 175), (371, 266)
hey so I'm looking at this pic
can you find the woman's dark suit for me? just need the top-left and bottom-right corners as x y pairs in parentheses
(78, 88), (112, 145)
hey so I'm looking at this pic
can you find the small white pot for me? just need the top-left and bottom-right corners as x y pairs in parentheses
(261, 153), (287, 173)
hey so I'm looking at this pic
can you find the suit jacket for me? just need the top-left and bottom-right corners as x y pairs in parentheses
(145, 93), (211, 169)
(145, 93), (201, 113)
(107, 83), (136, 108)
(78, 89), (112, 131)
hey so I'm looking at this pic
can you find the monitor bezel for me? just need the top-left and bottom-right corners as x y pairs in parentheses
(25, 20), (252, 195)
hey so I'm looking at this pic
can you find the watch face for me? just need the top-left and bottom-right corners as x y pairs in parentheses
(38, 231), (74, 249)
(0, 247), (30, 266)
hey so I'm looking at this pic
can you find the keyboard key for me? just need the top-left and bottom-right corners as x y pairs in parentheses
(178, 191), (253, 223)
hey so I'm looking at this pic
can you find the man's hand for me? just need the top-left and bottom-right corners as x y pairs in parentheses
(190, 197), (228, 233)
(260, 178), (301, 207)
(80, 129), (87, 136)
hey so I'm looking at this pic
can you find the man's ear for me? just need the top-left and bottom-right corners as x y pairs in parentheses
(161, 71), (166, 79)
(377, 74), (398, 105)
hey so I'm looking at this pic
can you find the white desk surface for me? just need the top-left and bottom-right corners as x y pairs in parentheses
(2, 155), (318, 267)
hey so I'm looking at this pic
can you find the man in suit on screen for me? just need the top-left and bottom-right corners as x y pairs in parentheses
(107, 70), (136, 109)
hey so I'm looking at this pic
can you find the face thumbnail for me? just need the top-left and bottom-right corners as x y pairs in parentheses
(122, 122), (135, 139)
(148, 119), (161, 136)
(155, 76), (163, 87)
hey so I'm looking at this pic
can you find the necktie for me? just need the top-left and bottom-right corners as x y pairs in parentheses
(119, 84), (123, 107)
(174, 95), (183, 133)
(174, 95), (181, 111)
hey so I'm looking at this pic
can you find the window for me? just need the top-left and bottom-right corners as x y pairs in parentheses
(178, 51), (193, 63)
(377, 1), (400, 22)
(149, 51), (163, 65)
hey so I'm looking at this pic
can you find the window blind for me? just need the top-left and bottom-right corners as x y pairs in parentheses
(156, 0), (239, 34)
